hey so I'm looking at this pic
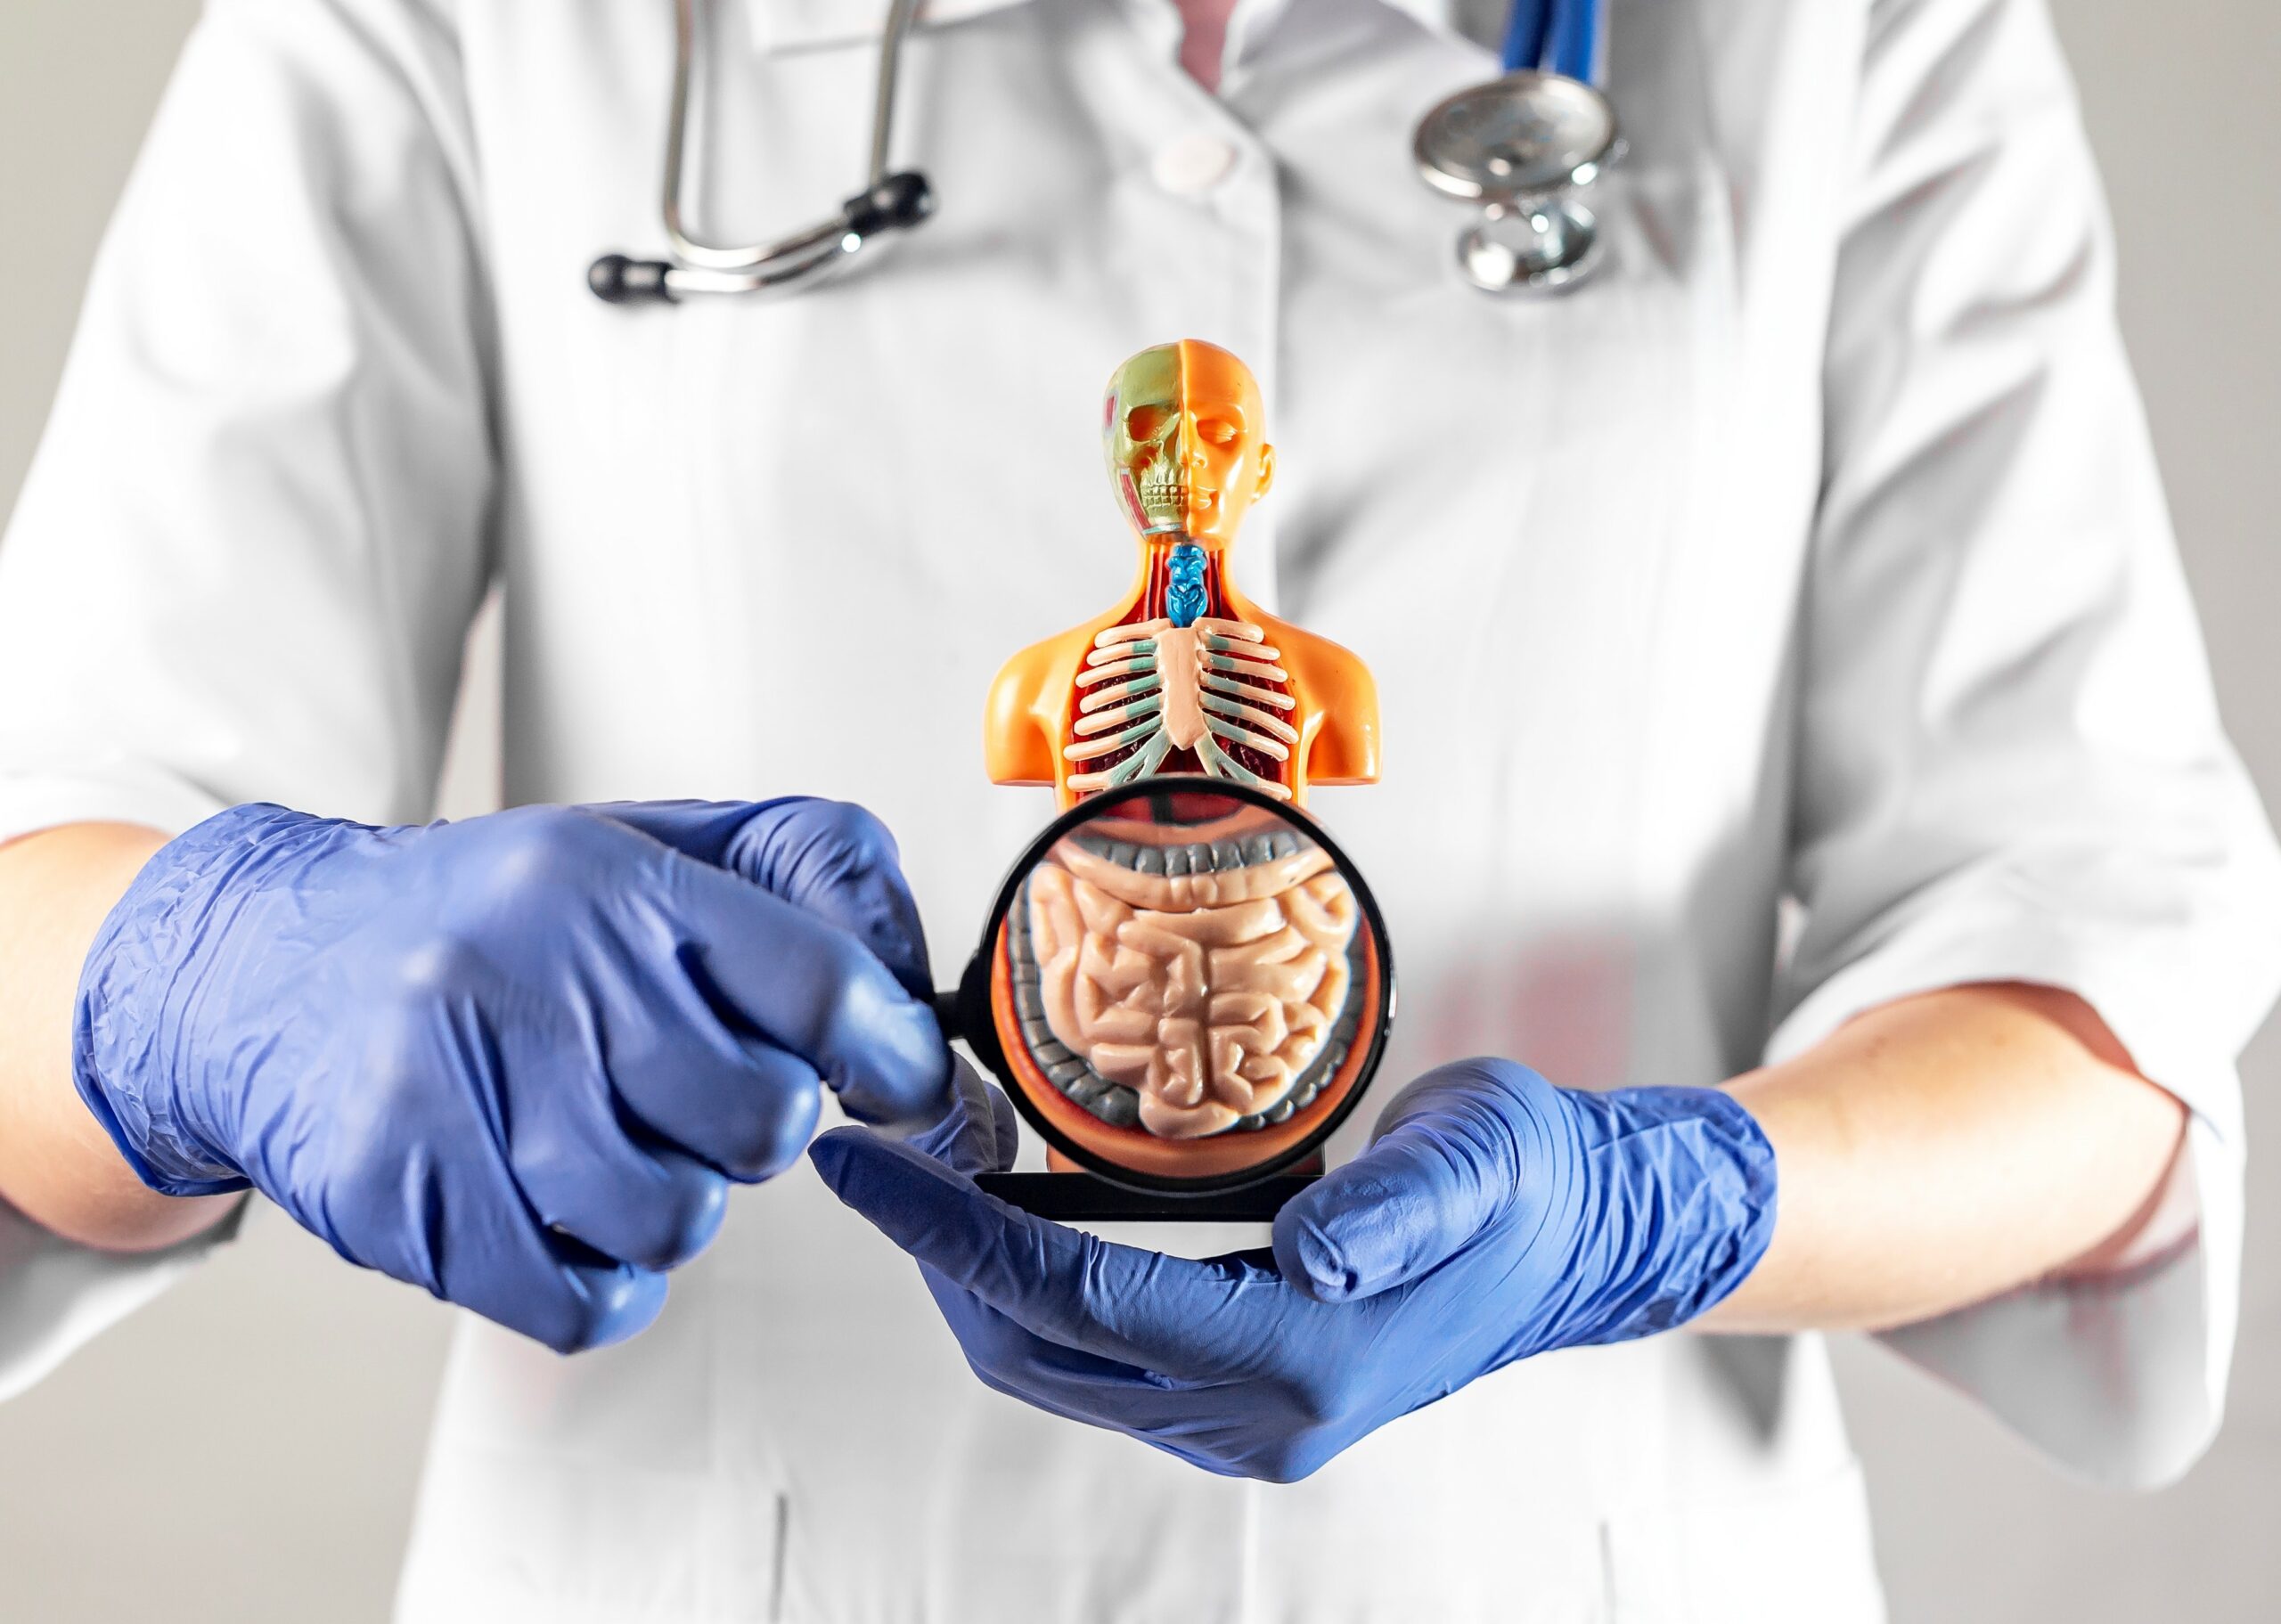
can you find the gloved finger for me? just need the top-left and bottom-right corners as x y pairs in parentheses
(593, 798), (936, 1002)
(915, 1264), (1217, 1436)
(897, 1058), (1019, 1178)
(1272, 1057), (1548, 1302)
(811, 1127), (1266, 1380)
(953, 1346), (1247, 1480)
(516, 1136), (731, 1274)
(373, 972), (728, 1271)
(928, 1277), (1298, 1481)
(640, 844), (952, 1125)
(352, 1138), (670, 1355)
(932, 1301), (1216, 1470)
(602, 980), (830, 1182)
(482, 1242), (670, 1356)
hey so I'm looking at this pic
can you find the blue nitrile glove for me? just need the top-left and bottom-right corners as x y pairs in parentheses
(813, 1058), (1776, 1482)
(75, 797), (951, 1353)
(902, 1055), (1021, 1180)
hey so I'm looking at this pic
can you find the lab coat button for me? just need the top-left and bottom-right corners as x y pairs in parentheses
(1152, 135), (1238, 195)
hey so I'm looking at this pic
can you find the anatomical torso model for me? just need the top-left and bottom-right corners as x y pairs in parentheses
(969, 344), (1390, 1200)
(985, 340), (1380, 809)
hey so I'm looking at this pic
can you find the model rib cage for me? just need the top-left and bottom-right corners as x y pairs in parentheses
(1064, 616), (1299, 800)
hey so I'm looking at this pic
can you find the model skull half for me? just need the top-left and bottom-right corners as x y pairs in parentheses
(1101, 339), (1277, 550)
(1010, 804), (1362, 1138)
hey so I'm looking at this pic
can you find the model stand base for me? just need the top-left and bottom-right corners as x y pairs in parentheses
(976, 1172), (1317, 1223)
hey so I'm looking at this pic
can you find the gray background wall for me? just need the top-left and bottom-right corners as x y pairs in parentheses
(1, 1), (2274, 1617)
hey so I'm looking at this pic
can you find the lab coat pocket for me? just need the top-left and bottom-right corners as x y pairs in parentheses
(397, 1442), (790, 1624)
(1642, 1457), (1884, 1624)
(396, 1285), (792, 1624)
(1245, 1354), (1643, 1624)
(1251, 1489), (1610, 1624)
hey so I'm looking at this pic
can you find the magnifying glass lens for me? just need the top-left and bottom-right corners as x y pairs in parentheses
(957, 780), (1392, 1197)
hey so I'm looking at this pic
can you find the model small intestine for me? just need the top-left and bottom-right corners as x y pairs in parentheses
(1014, 814), (1362, 1138)
(984, 340), (1383, 1146)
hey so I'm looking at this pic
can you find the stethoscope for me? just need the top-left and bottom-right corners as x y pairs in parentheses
(589, 0), (1617, 305)
(1415, 0), (1621, 292)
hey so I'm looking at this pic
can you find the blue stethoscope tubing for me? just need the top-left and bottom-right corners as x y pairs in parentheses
(1502, 0), (1607, 85)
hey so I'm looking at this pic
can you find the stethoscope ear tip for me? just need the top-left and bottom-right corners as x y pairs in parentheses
(845, 170), (936, 238)
(588, 253), (677, 305)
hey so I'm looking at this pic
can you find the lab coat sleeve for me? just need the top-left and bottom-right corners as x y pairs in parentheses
(0, 0), (491, 1400)
(1767, 0), (2281, 1488)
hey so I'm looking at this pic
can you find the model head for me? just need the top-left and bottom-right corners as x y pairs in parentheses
(1101, 339), (1276, 551)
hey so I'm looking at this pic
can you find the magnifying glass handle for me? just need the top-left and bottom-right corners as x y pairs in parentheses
(931, 987), (968, 1045)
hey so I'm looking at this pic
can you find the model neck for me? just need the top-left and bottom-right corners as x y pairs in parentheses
(1133, 536), (1231, 628)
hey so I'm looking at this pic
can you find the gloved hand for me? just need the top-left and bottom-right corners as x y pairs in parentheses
(813, 1057), (1776, 1481)
(75, 797), (951, 1352)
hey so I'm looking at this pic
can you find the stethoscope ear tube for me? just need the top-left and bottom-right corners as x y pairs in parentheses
(590, 0), (932, 306)
(586, 171), (929, 305)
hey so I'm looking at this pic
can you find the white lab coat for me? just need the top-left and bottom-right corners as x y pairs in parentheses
(1, 0), (2275, 1618)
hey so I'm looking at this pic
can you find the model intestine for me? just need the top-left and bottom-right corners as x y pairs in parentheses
(1012, 806), (1363, 1138)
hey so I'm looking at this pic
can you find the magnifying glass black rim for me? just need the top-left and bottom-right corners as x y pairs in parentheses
(951, 775), (1396, 1197)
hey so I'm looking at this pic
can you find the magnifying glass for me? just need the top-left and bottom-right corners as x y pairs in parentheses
(935, 779), (1395, 1221)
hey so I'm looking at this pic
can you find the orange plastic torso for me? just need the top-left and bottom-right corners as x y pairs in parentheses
(983, 338), (1379, 809)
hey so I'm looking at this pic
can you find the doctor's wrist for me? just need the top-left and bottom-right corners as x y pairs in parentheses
(0, 820), (241, 1252)
(1556, 1083), (1780, 1347)
(1273, 1060), (1778, 1354)
(69, 805), (313, 1196)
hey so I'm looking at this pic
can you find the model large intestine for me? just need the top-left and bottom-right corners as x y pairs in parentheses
(985, 339), (1380, 809)
(982, 344), (1384, 1162)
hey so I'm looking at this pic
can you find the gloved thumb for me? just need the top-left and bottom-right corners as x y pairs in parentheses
(1271, 1058), (1550, 1302)
(590, 798), (936, 1000)
(895, 1057), (1020, 1179)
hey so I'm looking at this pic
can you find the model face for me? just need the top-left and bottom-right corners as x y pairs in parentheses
(1175, 339), (1274, 547)
(1102, 340), (1276, 550)
(1106, 345), (1186, 535)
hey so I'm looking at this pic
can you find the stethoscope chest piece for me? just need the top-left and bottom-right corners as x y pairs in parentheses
(1415, 70), (1621, 294)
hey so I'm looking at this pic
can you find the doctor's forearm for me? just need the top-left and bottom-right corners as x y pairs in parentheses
(1700, 983), (2187, 1334)
(0, 823), (240, 1251)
